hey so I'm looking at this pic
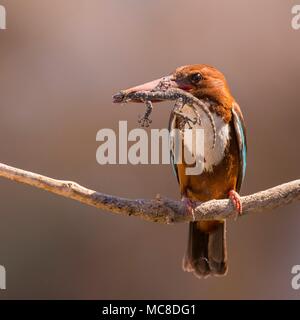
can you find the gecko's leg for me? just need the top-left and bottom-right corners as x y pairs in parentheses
(154, 77), (172, 92)
(173, 97), (200, 130)
(173, 111), (198, 129)
(138, 100), (153, 127)
(173, 97), (185, 112)
(173, 97), (196, 129)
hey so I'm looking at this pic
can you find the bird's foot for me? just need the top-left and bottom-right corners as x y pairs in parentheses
(138, 100), (153, 127)
(228, 190), (242, 220)
(174, 111), (198, 129)
(181, 196), (196, 221)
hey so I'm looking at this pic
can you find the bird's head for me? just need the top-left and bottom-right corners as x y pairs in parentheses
(113, 64), (234, 108)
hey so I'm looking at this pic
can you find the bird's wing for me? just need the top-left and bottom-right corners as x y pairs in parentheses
(231, 102), (247, 192)
(168, 112), (179, 183)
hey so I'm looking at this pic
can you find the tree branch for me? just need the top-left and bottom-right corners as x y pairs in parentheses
(0, 162), (299, 223)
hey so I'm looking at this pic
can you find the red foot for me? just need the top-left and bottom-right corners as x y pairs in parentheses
(229, 190), (242, 219)
(182, 196), (196, 221)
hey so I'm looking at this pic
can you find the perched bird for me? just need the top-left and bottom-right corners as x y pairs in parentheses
(113, 64), (247, 278)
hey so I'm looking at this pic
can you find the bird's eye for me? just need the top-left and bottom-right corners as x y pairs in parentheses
(190, 73), (203, 84)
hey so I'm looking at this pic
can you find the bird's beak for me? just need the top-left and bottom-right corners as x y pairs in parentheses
(113, 75), (179, 103)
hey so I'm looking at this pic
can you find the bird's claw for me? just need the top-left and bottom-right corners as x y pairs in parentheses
(182, 196), (196, 221)
(229, 190), (242, 221)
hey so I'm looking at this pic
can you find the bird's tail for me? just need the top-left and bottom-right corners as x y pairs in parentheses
(183, 220), (227, 278)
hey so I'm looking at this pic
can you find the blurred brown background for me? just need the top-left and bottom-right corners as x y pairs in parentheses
(0, 0), (299, 299)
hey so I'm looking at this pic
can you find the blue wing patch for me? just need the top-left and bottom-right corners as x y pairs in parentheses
(232, 105), (247, 191)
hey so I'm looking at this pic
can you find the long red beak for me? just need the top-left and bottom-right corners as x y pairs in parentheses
(113, 75), (179, 103)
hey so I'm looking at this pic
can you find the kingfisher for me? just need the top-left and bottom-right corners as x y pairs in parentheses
(113, 64), (247, 278)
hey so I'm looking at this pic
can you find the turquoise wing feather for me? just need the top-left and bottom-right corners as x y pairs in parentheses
(232, 103), (247, 192)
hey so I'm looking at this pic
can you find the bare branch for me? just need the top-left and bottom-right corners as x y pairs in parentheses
(0, 162), (299, 223)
